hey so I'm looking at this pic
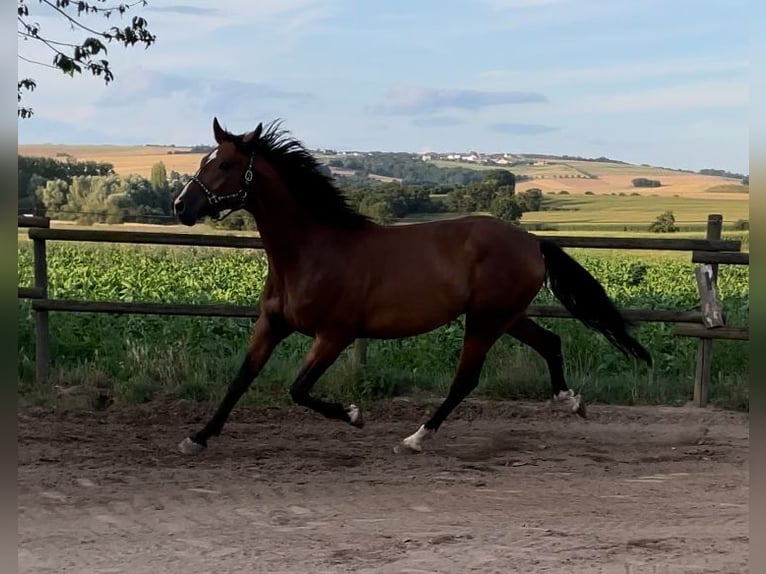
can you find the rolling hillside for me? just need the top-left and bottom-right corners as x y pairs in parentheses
(18, 143), (749, 200)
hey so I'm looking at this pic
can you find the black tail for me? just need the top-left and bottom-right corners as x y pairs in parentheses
(539, 240), (652, 366)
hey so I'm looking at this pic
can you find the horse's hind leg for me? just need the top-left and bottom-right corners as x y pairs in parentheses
(394, 315), (503, 454)
(178, 315), (290, 454)
(506, 316), (586, 418)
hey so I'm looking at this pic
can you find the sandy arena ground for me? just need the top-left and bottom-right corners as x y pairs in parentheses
(18, 399), (749, 573)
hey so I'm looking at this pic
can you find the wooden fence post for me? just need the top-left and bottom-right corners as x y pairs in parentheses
(33, 237), (50, 384)
(693, 214), (722, 407)
(352, 338), (368, 370)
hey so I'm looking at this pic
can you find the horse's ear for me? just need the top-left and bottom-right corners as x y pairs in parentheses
(243, 122), (263, 144)
(213, 117), (226, 143)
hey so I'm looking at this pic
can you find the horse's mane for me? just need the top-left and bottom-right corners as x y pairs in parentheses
(231, 120), (371, 229)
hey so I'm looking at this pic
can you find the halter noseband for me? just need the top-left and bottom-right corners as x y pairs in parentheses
(189, 152), (255, 220)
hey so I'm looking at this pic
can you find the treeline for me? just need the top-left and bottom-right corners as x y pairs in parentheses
(19, 155), (187, 224)
(327, 152), (532, 186)
(20, 155), (544, 229)
(18, 155), (115, 212)
(522, 153), (628, 165)
(214, 169), (544, 231)
(699, 168), (747, 180)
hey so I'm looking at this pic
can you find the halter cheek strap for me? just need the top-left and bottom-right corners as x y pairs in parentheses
(190, 153), (255, 220)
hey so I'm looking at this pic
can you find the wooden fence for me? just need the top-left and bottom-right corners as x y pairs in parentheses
(17, 213), (749, 407)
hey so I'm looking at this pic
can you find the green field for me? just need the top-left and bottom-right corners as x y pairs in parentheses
(17, 241), (749, 411)
(524, 194), (749, 229)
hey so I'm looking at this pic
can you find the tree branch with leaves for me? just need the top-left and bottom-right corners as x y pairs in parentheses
(18, 0), (156, 118)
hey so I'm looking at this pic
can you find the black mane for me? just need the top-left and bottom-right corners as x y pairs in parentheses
(233, 121), (370, 229)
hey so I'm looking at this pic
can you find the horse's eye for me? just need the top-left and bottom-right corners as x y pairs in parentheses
(219, 161), (231, 170)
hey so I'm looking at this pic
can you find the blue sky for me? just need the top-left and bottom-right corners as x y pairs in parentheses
(18, 0), (749, 173)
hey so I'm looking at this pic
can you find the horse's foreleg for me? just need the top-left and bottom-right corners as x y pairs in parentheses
(395, 317), (501, 454)
(178, 315), (290, 454)
(289, 335), (363, 427)
(506, 316), (586, 418)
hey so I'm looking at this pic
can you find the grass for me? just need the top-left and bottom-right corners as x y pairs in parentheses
(521, 194), (749, 230)
(704, 184), (749, 194)
(17, 241), (749, 412)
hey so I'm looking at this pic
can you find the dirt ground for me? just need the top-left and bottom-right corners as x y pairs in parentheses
(18, 398), (749, 574)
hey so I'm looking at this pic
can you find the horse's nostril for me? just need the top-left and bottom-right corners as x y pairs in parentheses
(174, 199), (185, 215)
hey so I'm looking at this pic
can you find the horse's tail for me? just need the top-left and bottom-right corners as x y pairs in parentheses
(539, 240), (652, 366)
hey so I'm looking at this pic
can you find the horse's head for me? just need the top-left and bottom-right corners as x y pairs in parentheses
(173, 117), (262, 226)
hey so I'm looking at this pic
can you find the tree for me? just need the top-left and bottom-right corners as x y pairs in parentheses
(516, 188), (543, 212)
(648, 211), (678, 233)
(150, 161), (169, 193)
(18, 1), (156, 118)
(490, 193), (523, 223)
(37, 179), (69, 213)
(632, 177), (662, 188)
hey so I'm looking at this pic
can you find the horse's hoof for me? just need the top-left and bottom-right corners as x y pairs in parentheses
(347, 404), (365, 429)
(393, 441), (422, 455)
(393, 425), (431, 454)
(575, 399), (587, 419)
(178, 437), (206, 455)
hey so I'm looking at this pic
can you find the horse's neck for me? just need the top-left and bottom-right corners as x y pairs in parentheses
(247, 192), (323, 269)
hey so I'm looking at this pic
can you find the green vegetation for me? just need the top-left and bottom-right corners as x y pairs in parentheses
(648, 211), (679, 233)
(516, 195), (750, 232)
(632, 177), (662, 188)
(18, 0), (155, 119)
(17, 242), (749, 411)
(705, 184), (749, 194)
(19, 155), (188, 224)
(328, 152), (525, 185)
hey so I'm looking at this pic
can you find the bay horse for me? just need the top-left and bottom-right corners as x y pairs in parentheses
(172, 118), (651, 456)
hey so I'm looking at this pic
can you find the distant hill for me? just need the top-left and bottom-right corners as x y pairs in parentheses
(18, 143), (748, 200)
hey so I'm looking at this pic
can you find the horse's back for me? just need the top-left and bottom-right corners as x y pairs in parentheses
(349, 215), (546, 337)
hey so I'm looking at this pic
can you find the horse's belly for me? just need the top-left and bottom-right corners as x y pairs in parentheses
(362, 287), (466, 339)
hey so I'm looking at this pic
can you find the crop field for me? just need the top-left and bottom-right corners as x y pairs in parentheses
(17, 240), (749, 411)
(18, 144), (206, 179)
(522, 194), (750, 231)
(434, 158), (748, 199)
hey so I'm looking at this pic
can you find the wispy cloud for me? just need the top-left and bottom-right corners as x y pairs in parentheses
(98, 70), (314, 109)
(373, 87), (547, 115)
(412, 116), (465, 128)
(489, 122), (559, 134)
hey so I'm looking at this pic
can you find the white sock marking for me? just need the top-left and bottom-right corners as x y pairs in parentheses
(178, 437), (205, 455)
(347, 404), (360, 425)
(400, 424), (433, 452)
(556, 390), (582, 413)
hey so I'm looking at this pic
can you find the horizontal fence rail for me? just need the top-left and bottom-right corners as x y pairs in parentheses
(27, 227), (264, 249)
(27, 226), (742, 252)
(691, 251), (749, 265)
(17, 213), (748, 407)
(18, 215), (50, 228)
(28, 298), (708, 325)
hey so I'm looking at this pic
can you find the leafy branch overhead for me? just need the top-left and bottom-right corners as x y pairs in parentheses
(17, 0), (156, 118)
